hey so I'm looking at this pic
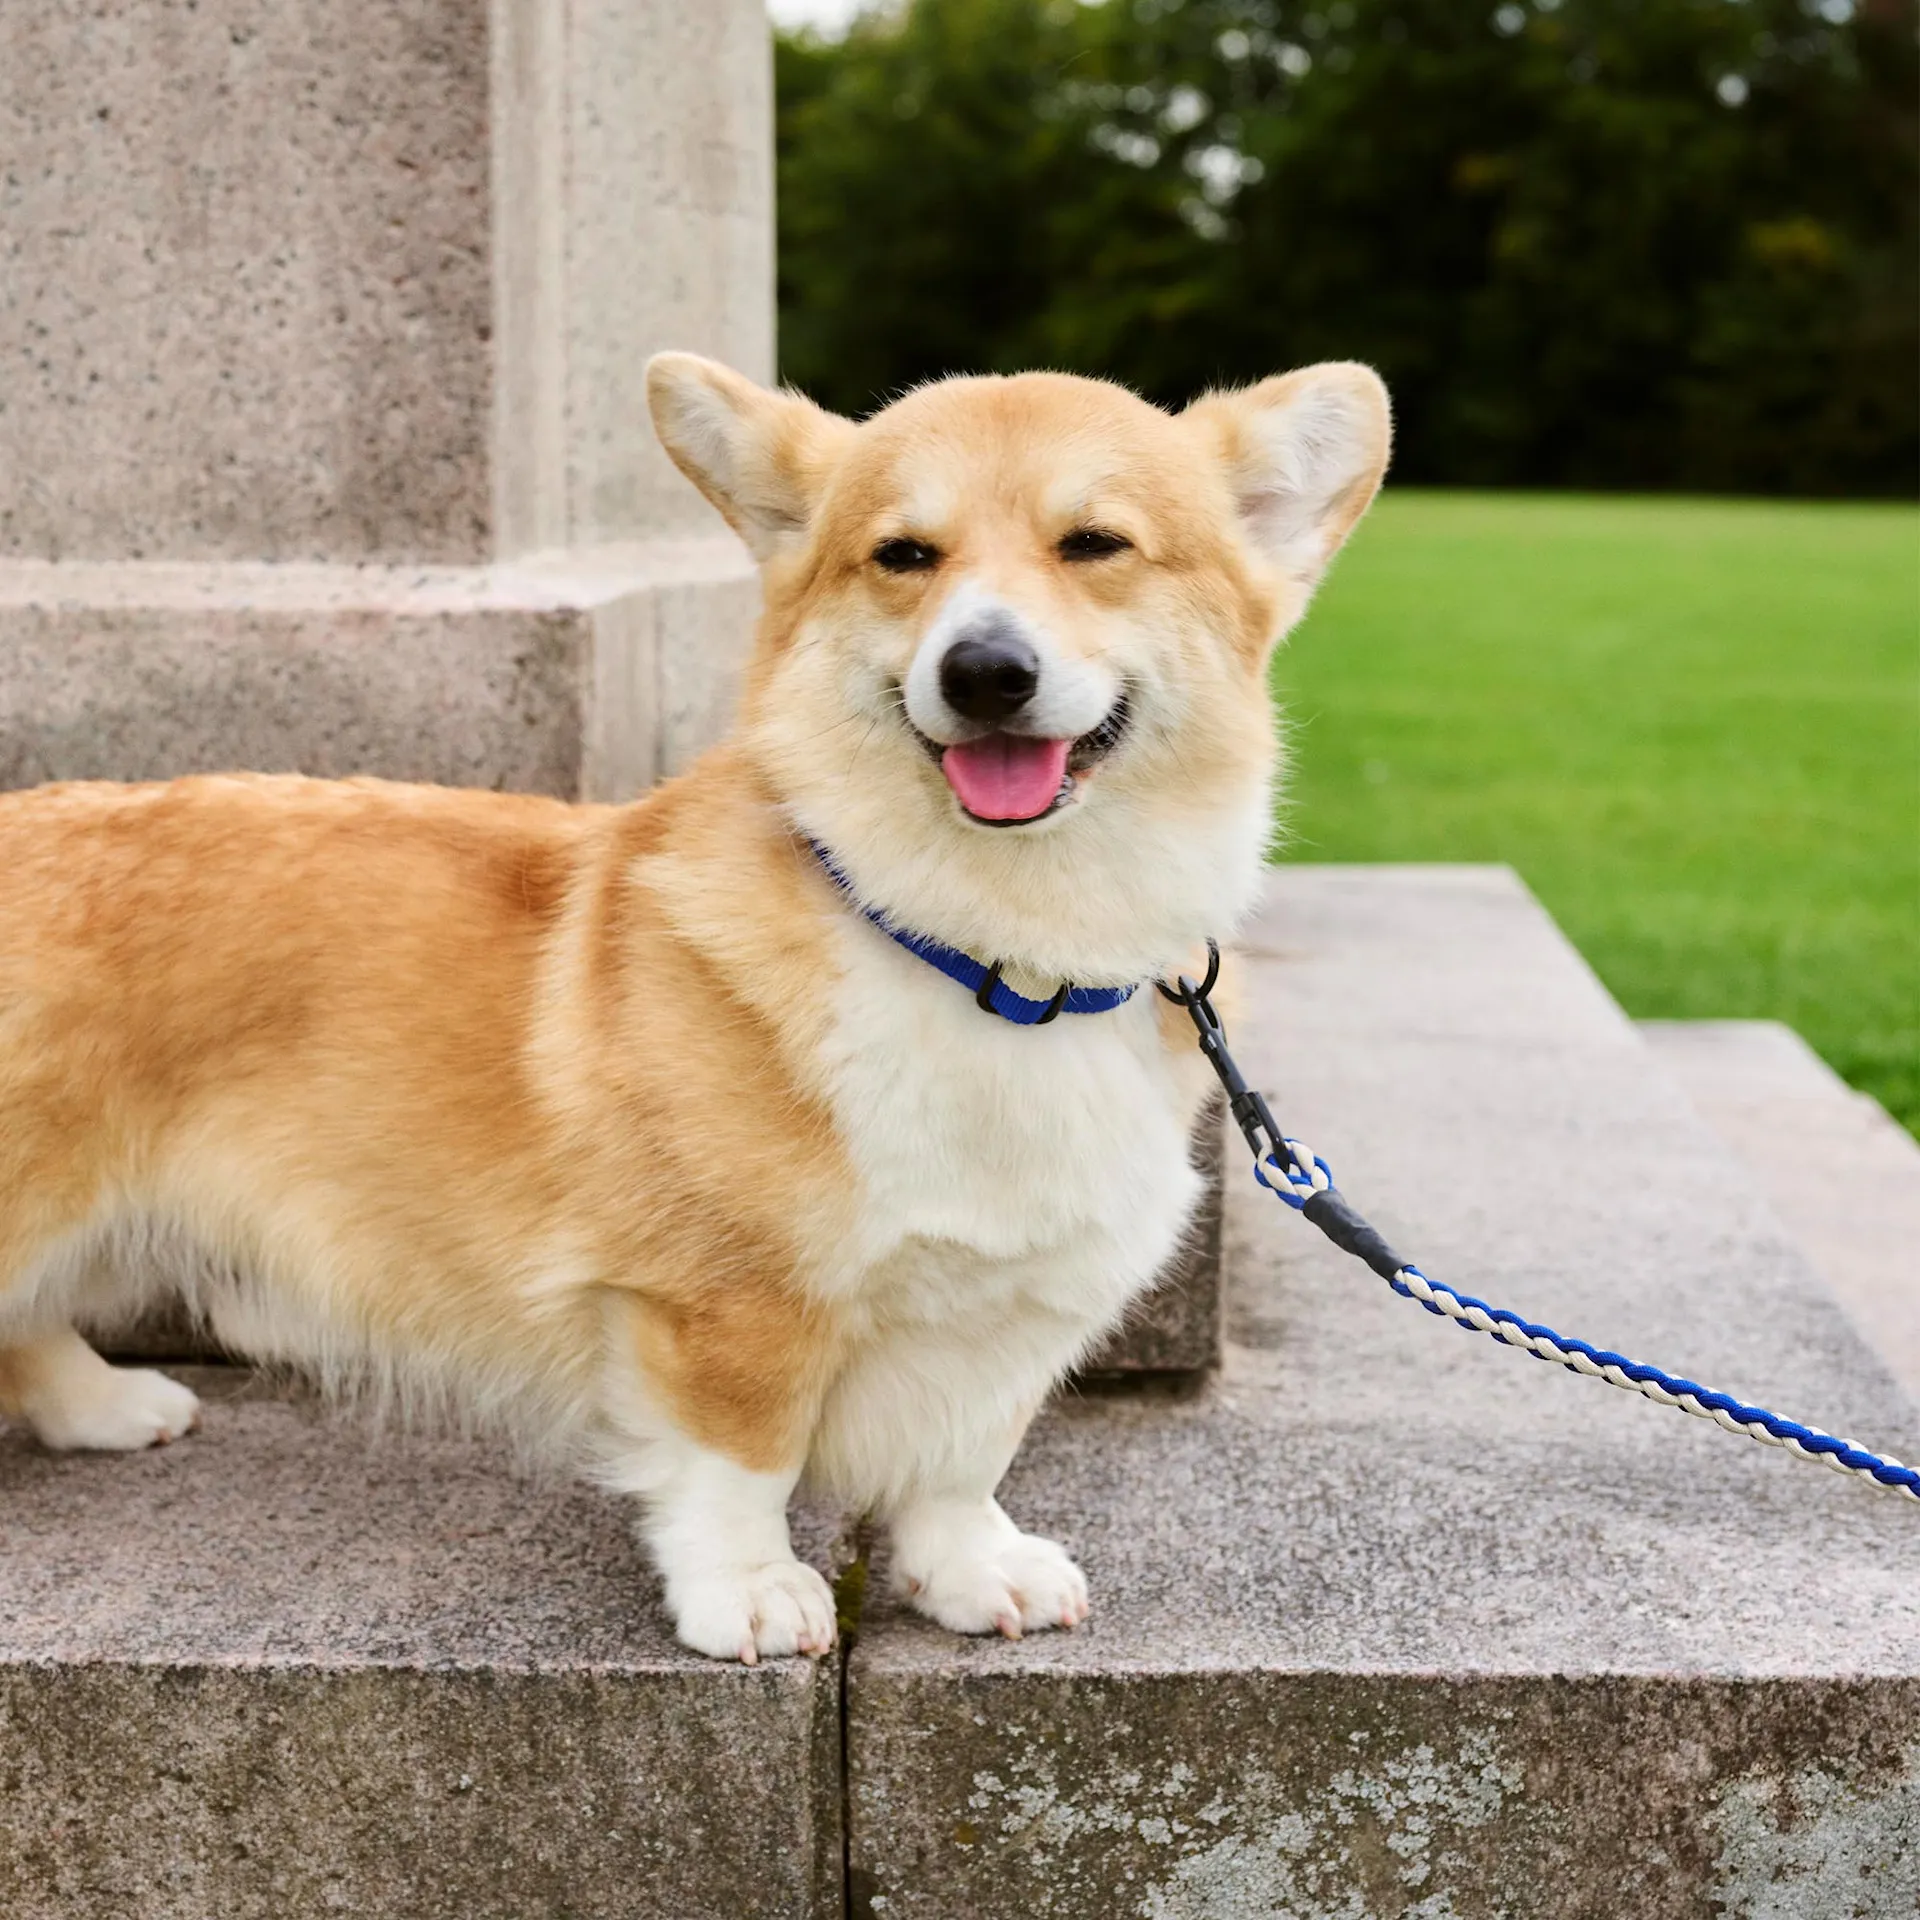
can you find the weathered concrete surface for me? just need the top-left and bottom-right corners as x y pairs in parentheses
(0, 1369), (847, 1919)
(0, 538), (758, 800)
(850, 1675), (1919, 1919)
(1644, 1018), (1920, 1405)
(846, 867), (1920, 1919)
(500, 0), (774, 555)
(1085, 1100), (1225, 1376)
(0, 0), (771, 563)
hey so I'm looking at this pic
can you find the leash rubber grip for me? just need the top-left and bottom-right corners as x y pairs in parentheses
(1301, 1189), (1407, 1283)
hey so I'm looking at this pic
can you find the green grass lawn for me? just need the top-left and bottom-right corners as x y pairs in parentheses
(1272, 491), (1920, 1134)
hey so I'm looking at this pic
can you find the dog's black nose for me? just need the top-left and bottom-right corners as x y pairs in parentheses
(939, 622), (1040, 725)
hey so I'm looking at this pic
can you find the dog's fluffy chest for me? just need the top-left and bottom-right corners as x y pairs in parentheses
(815, 924), (1199, 1331)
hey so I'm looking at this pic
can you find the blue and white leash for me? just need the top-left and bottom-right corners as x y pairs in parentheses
(810, 836), (1917, 1506)
(1157, 940), (1920, 1504)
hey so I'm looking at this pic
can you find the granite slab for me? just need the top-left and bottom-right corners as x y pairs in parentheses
(0, 539), (759, 801)
(0, 1368), (848, 1920)
(0, 0), (771, 563)
(1644, 1017), (1920, 1404)
(844, 867), (1920, 1919)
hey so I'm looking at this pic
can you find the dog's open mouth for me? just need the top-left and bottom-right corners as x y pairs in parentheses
(919, 697), (1131, 827)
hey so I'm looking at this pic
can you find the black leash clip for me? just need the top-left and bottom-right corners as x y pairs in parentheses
(1160, 940), (1410, 1277)
(1157, 939), (1289, 1177)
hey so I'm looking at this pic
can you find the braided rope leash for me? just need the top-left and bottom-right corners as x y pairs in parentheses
(1161, 944), (1919, 1506)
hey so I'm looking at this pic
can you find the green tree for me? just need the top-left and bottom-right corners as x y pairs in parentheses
(775, 0), (1916, 494)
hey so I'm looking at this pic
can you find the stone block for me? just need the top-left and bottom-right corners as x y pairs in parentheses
(849, 1671), (1919, 1919)
(1082, 1098), (1224, 1376)
(0, 0), (772, 564)
(1643, 1017), (1920, 1403)
(0, 538), (759, 800)
(844, 867), (1920, 1917)
(0, 1368), (848, 1920)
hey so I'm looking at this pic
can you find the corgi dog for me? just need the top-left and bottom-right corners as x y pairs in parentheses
(0, 355), (1388, 1661)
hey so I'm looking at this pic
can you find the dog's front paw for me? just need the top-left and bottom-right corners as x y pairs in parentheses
(669, 1559), (838, 1665)
(897, 1525), (1090, 1640)
(29, 1365), (202, 1453)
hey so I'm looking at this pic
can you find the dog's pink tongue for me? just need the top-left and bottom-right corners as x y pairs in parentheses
(942, 734), (1071, 821)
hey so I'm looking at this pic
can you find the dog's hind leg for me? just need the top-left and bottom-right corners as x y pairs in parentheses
(0, 989), (204, 1450)
(0, 1216), (204, 1451)
(0, 1326), (202, 1451)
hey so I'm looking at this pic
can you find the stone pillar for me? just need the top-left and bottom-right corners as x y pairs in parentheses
(0, 0), (771, 798)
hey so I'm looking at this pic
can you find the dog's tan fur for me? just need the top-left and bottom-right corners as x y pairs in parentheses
(0, 357), (1388, 1659)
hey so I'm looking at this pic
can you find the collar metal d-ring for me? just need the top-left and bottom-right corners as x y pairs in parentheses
(977, 959), (1071, 1024)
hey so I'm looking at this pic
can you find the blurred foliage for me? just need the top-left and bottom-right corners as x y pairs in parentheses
(776, 0), (1917, 494)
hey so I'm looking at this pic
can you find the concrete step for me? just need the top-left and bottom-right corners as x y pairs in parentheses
(10, 867), (1914, 1917)
(1642, 1018), (1920, 1404)
(0, 540), (760, 802)
(845, 867), (1920, 1918)
(1084, 1100), (1225, 1376)
(0, 1369), (848, 1919)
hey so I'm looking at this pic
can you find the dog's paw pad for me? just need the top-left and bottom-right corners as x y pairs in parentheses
(672, 1560), (838, 1664)
(900, 1531), (1090, 1638)
(31, 1367), (202, 1453)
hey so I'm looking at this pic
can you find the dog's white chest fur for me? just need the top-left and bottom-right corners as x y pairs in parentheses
(802, 919), (1200, 1510)
(817, 921), (1198, 1335)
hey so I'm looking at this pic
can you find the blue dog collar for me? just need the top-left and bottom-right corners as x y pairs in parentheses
(807, 840), (1139, 1026)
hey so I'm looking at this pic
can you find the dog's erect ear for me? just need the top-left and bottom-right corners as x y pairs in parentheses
(1186, 364), (1392, 588)
(646, 353), (854, 561)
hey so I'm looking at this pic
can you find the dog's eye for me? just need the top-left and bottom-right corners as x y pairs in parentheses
(872, 537), (941, 574)
(1059, 528), (1132, 562)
